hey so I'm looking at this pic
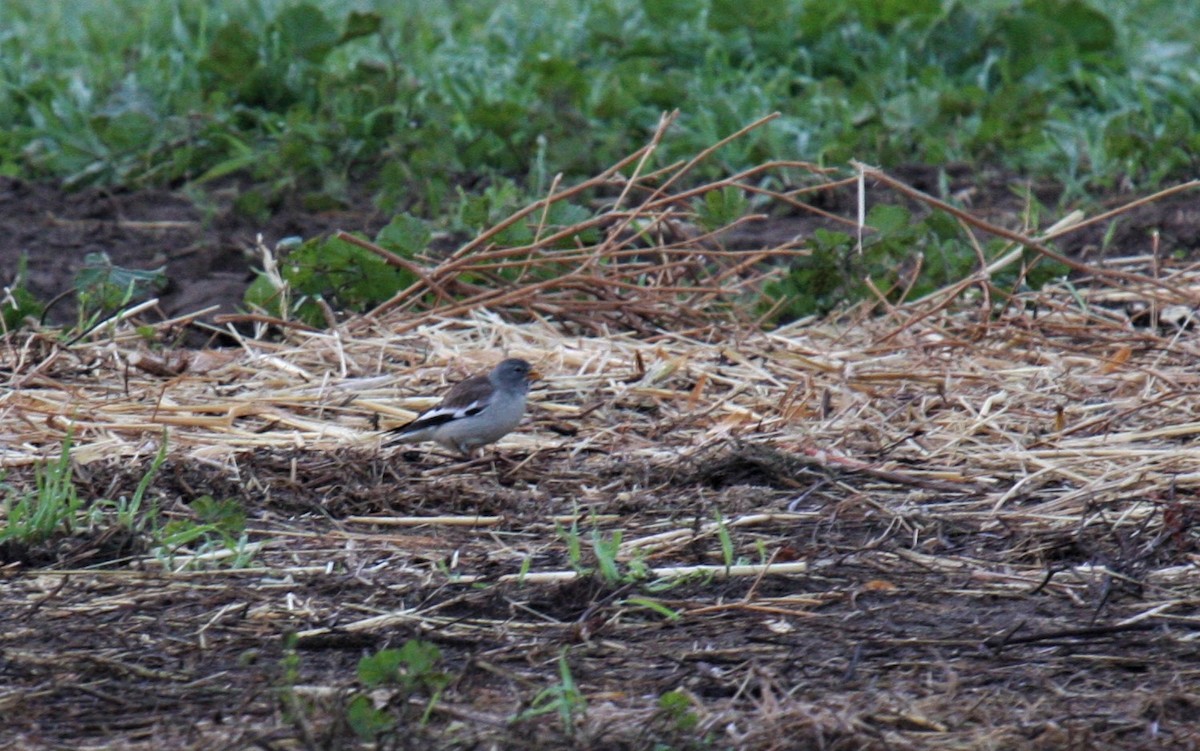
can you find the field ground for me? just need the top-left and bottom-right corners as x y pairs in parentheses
(3, 170), (1200, 749)
(4, 2), (1200, 748)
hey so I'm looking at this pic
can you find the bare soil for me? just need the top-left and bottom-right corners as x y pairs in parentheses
(5, 441), (1200, 750)
(2, 173), (1200, 750)
(0, 177), (393, 334)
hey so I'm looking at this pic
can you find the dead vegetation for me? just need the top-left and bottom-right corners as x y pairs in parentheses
(3, 120), (1200, 749)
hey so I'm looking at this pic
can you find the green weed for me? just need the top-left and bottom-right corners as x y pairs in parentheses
(0, 432), (256, 570)
(512, 650), (587, 735)
(621, 596), (682, 622)
(559, 519), (587, 575)
(591, 526), (624, 584)
(0, 437), (81, 545)
(275, 633), (308, 736)
(557, 519), (651, 586)
(154, 496), (255, 571)
(714, 510), (735, 571)
(656, 689), (700, 733)
(276, 636), (452, 746)
(2, 0), (1196, 206)
(86, 434), (168, 545)
(245, 217), (423, 327)
(760, 203), (1070, 323)
(0, 256), (45, 332)
(346, 640), (451, 740)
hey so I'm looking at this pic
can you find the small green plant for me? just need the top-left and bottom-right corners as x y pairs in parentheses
(754, 539), (770, 564)
(621, 596), (682, 622)
(557, 521), (648, 585)
(345, 693), (395, 742)
(714, 510), (735, 572)
(346, 640), (451, 741)
(87, 435), (169, 535)
(0, 256), (46, 333)
(512, 650), (587, 734)
(0, 431), (254, 570)
(86, 434), (258, 570)
(694, 185), (749, 233)
(591, 527), (623, 584)
(277, 637), (451, 745)
(516, 555), (533, 583)
(244, 215), (426, 327)
(73, 252), (167, 332)
(0, 437), (81, 545)
(153, 496), (256, 570)
(0, 435), (170, 555)
(759, 203), (1070, 323)
(559, 519), (587, 576)
(276, 633), (306, 730)
(656, 689), (700, 733)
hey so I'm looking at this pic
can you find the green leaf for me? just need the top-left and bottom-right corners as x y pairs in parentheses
(375, 214), (431, 257)
(341, 11), (383, 42)
(623, 596), (682, 621)
(74, 252), (167, 314)
(233, 190), (271, 223)
(346, 694), (395, 740)
(592, 528), (623, 583)
(199, 23), (260, 84)
(1031, 0), (1116, 54)
(191, 497), (246, 537)
(91, 110), (158, 155)
(356, 640), (445, 691)
(161, 519), (219, 547)
(708, 0), (786, 31)
(268, 235), (418, 326)
(866, 204), (911, 235)
(1, 256), (45, 331)
(640, 0), (702, 25)
(696, 186), (748, 232)
(357, 648), (404, 688)
(243, 274), (284, 318)
(191, 132), (258, 185)
(852, 0), (941, 28)
(273, 4), (338, 63)
(75, 253), (166, 294)
(539, 201), (598, 247)
(396, 639), (442, 684)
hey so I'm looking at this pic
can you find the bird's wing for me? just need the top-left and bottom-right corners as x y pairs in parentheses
(392, 374), (493, 433)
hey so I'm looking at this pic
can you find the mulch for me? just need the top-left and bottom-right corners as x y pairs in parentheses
(2, 120), (1200, 749)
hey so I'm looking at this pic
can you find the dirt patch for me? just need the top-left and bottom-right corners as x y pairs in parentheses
(0, 177), (392, 332)
(3, 443), (1197, 750)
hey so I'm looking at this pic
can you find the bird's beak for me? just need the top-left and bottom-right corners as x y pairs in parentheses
(528, 369), (543, 382)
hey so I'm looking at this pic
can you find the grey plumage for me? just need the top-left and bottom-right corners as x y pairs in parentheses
(388, 358), (535, 456)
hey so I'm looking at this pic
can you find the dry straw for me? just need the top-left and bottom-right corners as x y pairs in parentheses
(4, 114), (1200, 748)
(1, 111), (1198, 554)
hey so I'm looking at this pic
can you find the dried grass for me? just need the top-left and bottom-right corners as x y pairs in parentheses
(4, 120), (1200, 749)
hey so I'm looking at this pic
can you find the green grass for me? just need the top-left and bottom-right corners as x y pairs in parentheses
(0, 434), (256, 569)
(513, 650), (587, 734)
(2, 1), (1197, 328)
(0, 438), (83, 546)
(1, 0), (1198, 217)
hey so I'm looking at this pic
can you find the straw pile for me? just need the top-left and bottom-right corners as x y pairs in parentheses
(3, 119), (1200, 749)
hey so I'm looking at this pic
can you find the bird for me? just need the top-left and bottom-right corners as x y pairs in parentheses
(386, 358), (537, 457)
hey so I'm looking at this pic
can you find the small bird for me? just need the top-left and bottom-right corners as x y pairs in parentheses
(387, 358), (537, 457)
